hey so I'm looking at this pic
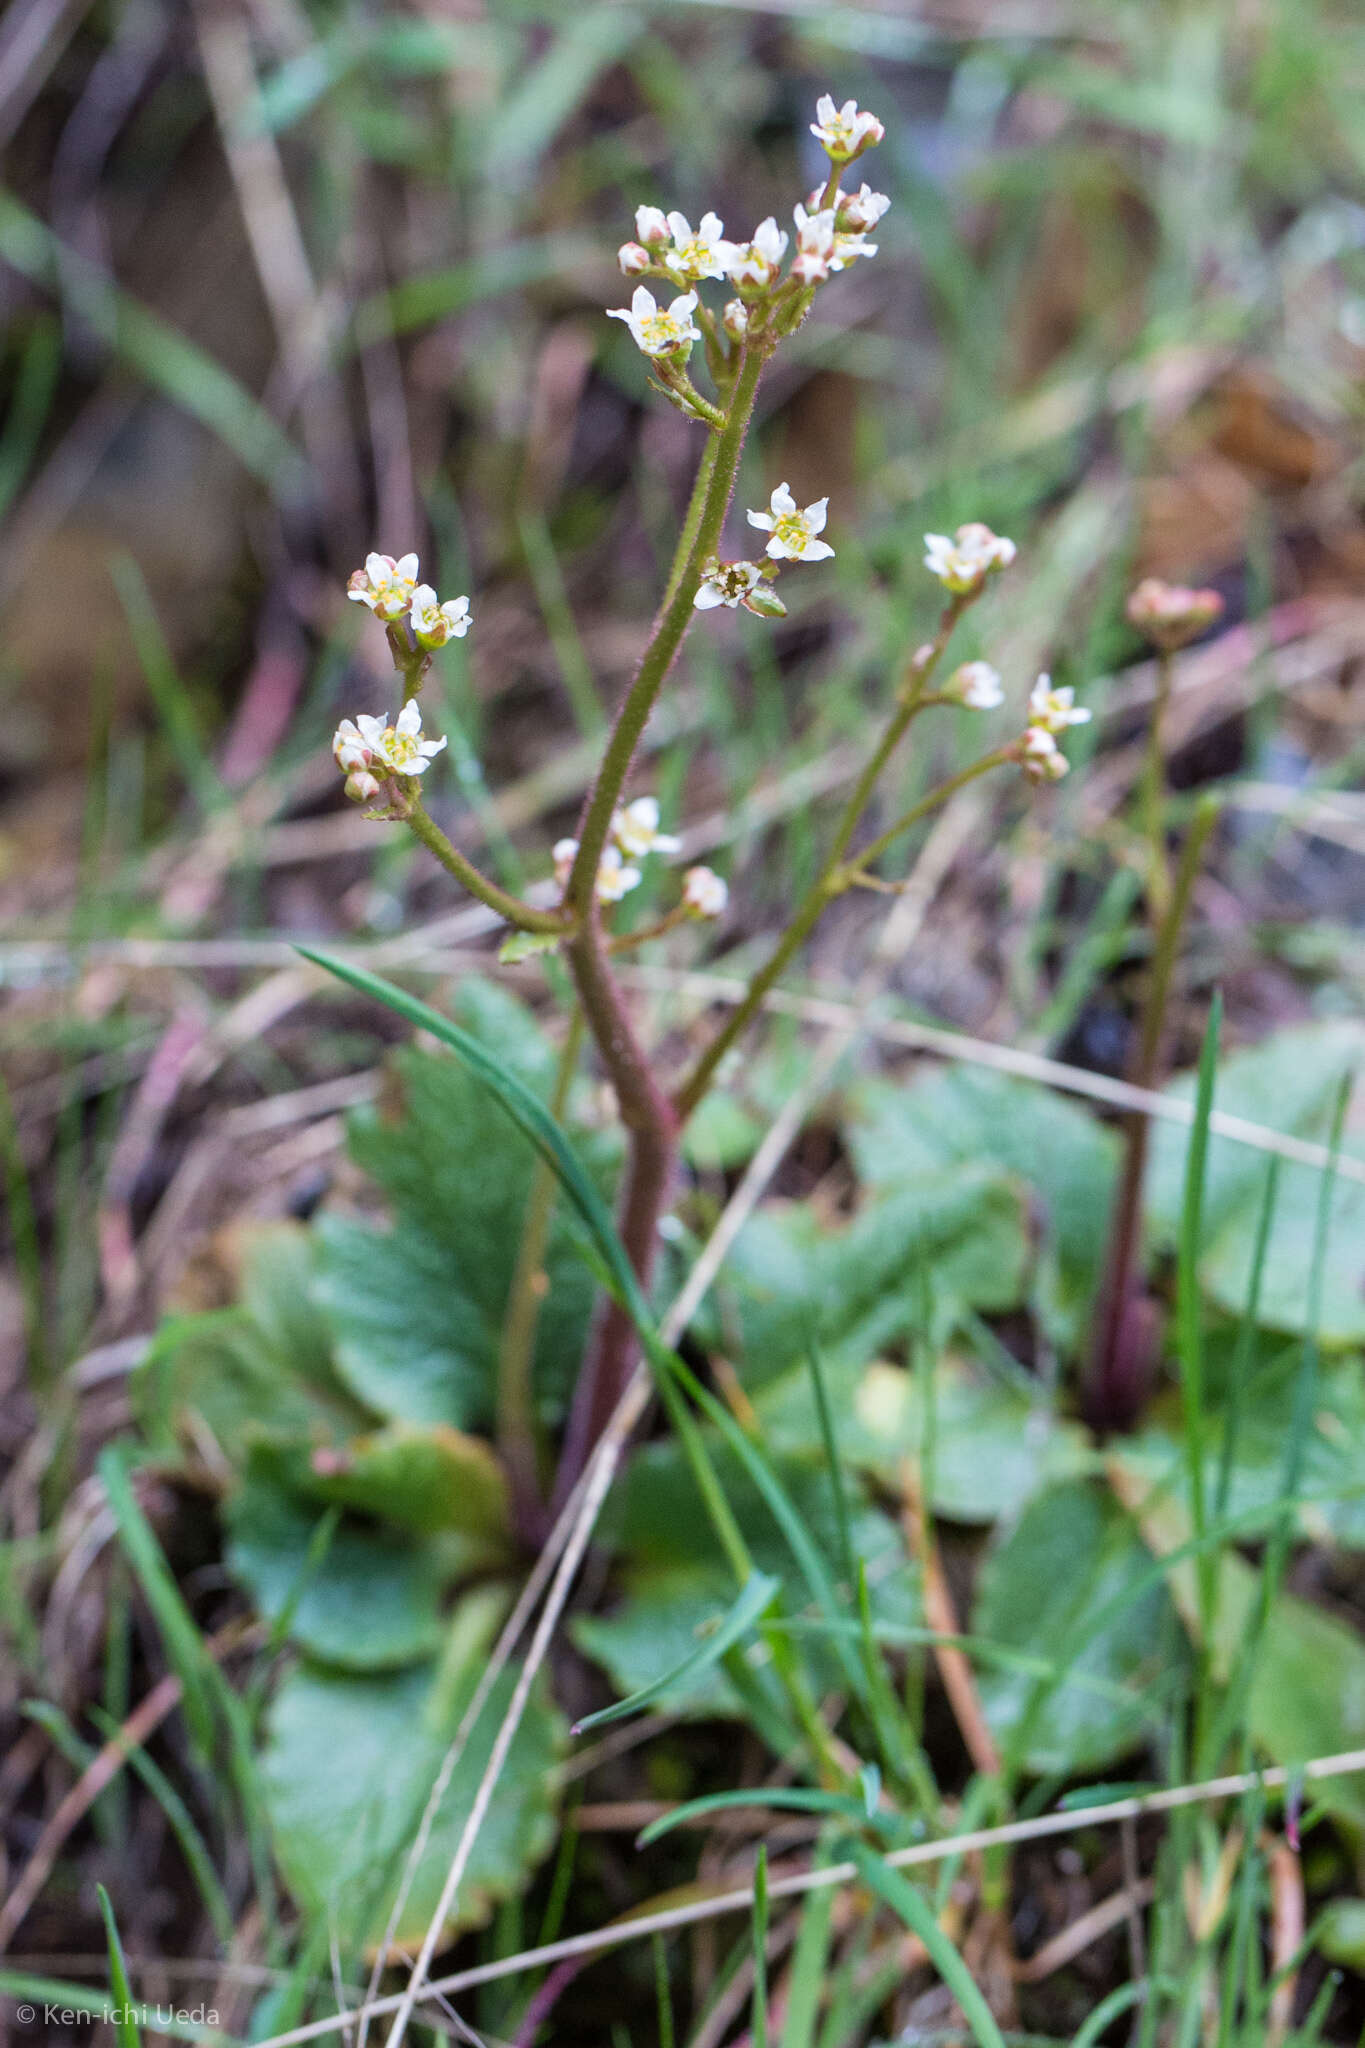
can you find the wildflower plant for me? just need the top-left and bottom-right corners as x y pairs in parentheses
(329, 94), (1085, 1508)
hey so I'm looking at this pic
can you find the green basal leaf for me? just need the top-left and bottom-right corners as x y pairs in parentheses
(226, 1448), (459, 1671)
(1147, 1021), (1365, 1341)
(310, 979), (617, 1430)
(262, 1592), (565, 1948)
(973, 1479), (1181, 1776)
(755, 1348), (1089, 1525)
(692, 1167), (1028, 1388)
(846, 1068), (1119, 1349)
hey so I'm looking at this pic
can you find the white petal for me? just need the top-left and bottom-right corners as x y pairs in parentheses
(746, 509), (775, 531)
(364, 553), (391, 581)
(801, 537), (835, 561)
(699, 212), (723, 241)
(770, 482), (796, 515)
(804, 497), (829, 532)
(395, 554), (419, 580)
(411, 583), (438, 609)
(669, 290), (698, 318)
(395, 701), (421, 737)
(666, 212), (691, 243)
(694, 583), (725, 609)
(630, 285), (657, 319)
(816, 94), (836, 122)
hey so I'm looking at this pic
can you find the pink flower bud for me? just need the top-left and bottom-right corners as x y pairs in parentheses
(1125, 577), (1225, 652)
(618, 241), (652, 276)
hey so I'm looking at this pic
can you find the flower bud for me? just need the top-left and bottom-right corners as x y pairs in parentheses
(618, 240), (652, 276)
(723, 299), (748, 340)
(1125, 577), (1225, 652)
(344, 769), (383, 804)
(682, 866), (728, 918)
(744, 583), (787, 618)
(635, 204), (671, 248)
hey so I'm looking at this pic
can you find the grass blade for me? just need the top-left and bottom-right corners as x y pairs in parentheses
(572, 1570), (780, 1734)
(97, 1884), (142, 2048)
(850, 1843), (1007, 2048)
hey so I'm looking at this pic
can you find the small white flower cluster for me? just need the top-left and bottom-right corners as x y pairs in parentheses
(347, 551), (471, 650)
(694, 482), (834, 618)
(553, 798), (727, 920)
(332, 704), (448, 803)
(610, 92), (887, 349)
(922, 524), (1017, 597)
(1021, 675), (1090, 781)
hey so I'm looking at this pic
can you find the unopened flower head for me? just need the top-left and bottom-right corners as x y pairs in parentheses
(838, 183), (891, 234)
(694, 558), (786, 616)
(1021, 725), (1069, 782)
(723, 299), (749, 340)
(682, 865), (728, 919)
(922, 522), (1016, 595)
(635, 205), (671, 248)
(810, 93), (885, 164)
(1126, 576), (1225, 652)
(344, 769), (382, 804)
(1027, 674), (1090, 736)
(618, 240), (652, 276)
(791, 205), (837, 284)
(948, 660), (1005, 710)
(720, 216), (788, 291)
(612, 795), (682, 861)
(347, 551), (420, 621)
(410, 586), (471, 649)
(608, 285), (701, 358)
(662, 211), (728, 283)
(747, 482), (834, 563)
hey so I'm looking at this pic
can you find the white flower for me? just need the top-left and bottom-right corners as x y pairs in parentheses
(719, 216), (788, 290)
(922, 522), (1017, 594)
(367, 701), (448, 777)
(1027, 674), (1091, 734)
(1021, 725), (1069, 781)
(791, 205), (837, 284)
(682, 866), (728, 918)
(810, 93), (885, 163)
(662, 210), (728, 283)
(612, 795), (682, 860)
(949, 661), (1004, 710)
(596, 845), (642, 902)
(838, 183), (891, 233)
(332, 716), (375, 772)
(553, 837), (643, 903)
(618, 241), (652, 275)
(347, 551), (419, 621)
(635, 204), (671, 248)
(695, 560), (762, 610)
(747, 482), (835, 564)
(607, 285), (701, 357)
(553, 837), (579, 891)
(409, 586), (471, 648)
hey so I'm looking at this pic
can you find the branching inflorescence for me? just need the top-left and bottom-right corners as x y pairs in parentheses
(330, 93), (1091, 1505)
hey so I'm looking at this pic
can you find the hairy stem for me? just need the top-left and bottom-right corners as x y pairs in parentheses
(553, 345), (767, 1499)
(566, 344), (765, 922)
(403, 795), (564, 933)
(1084, 794), (1218, 1431)
(496, 1006), (584, 1540)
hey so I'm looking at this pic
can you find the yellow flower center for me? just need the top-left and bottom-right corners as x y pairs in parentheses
(773, 512), (809, 550)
